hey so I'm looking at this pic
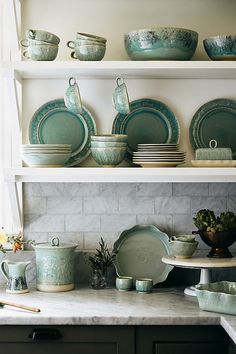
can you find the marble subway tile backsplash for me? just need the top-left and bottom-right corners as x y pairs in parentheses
(23, 182), (236, 252)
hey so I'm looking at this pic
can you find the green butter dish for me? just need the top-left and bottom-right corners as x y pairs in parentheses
(195, 139), (232, 160)
(195, 281), (236, 315)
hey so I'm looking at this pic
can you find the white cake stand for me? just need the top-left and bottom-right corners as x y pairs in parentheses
(162, 255), (236, 296)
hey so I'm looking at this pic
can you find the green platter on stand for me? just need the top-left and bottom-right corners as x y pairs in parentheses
(189, 98), (236, 157)
(112, 98), (180, 162)
(29, 99), (96, 166)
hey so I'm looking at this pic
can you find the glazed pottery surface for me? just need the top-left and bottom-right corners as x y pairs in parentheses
(91, 141), (127, 148)
(195, 281), (236, 315)
(29, 99), (96, 166)
(26, 29), (60, 44)
(91, 134), (128, 142)
(136, 278), (153, 293)
(124, 27), (198, 60)
(112, 98), (180, 162)
(70, 44), (106, 61)
(189, 98), (236, 157)
(169, 240), (198, 259)
(91, 147), (126, 166)
(0, 260), (30, 294)
(64, 77), (83, 114)
(76, 32), (107, 43)
(203, 35), (236, 60)
(32, 237), (77, 292)
(21, 152), (71, 167)
(23, 44), (58, 61)
(20, 38), (58, 47)
(195, 140), (232, 160)
(112, 78), (130, 114)
(114, 225), (173, 284)
(116, 276), (133, 291)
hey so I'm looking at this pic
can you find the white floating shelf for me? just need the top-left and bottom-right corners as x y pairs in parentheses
(4, 167), (236, 183)
(3, 61), (236, 80)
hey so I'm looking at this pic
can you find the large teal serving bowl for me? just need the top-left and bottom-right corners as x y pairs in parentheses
(203, 35), (236, 60)
(124, 27), (198, 60)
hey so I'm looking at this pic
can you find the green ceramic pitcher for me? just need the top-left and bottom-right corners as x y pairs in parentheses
(0, 260), (30, 294)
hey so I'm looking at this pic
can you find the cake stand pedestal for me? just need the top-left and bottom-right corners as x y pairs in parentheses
(162, 255), (236, 296)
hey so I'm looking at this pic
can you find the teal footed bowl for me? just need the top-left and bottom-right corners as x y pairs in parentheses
(91, 147), (126, 167)
(203, 35), (236, 60)
(124, 27), (198, 61)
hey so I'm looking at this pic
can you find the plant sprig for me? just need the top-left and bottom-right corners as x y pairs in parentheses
(88, 237), (118, 275)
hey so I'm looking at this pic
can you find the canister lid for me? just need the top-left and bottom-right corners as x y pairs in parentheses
(32, 237), (77, 249)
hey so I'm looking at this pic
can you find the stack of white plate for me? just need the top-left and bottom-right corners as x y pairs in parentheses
(133, 144), (186, 167)
(21, 144), (72, 167)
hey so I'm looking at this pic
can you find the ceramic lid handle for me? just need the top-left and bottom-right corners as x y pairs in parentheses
(51, 237), (60, 247)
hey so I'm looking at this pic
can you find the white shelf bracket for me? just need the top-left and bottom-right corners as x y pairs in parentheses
(6, 76), (22, 132)
(7, 0), (21, 60)
(5, 180), (22, 232)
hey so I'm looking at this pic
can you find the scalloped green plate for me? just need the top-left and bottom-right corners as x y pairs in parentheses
(114, 225), (173, 284)
(29, 99), (96, 166)
(112, 98), (180, 162)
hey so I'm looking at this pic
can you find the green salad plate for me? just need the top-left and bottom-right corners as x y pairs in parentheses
(114, 225), (173, 285)
(189, 98), (236, 157)
(29, 99), (96, 166)
(112, 98), (180, 162)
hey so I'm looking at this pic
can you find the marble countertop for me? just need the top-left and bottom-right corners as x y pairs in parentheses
(0, 286), (235, 344)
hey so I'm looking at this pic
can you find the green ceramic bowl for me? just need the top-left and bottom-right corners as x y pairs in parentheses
(26, 29), (60, 45)
(21, 152), (71, 167)
(76, 32), (107, 43)
(124, 27), (198, 60)
(91, 147), (126, 167)
(91, 141), (127, 148)
(195, 281), (236, 315)
(169, 240), (198, 259)
(203, 35), (236, 60)
(23, 43), (58, 61)
(70, 44), (106, 61)
(91, 134), (128, 142)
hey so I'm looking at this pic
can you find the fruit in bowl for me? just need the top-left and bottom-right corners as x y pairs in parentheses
(193, 209), (236, 258)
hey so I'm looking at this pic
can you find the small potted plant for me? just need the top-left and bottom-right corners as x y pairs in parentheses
(88, 237), (118, 289)
(193, 209), (236, 258)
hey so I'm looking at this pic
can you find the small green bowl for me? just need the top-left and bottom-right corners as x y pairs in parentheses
(91, 141), (127, 148)
(169, 240), (198, 259)
(91, 134), (128, 142)
(91, 147), (126, 167)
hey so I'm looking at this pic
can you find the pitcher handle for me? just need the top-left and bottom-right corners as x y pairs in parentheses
(0, 260), (9, 280)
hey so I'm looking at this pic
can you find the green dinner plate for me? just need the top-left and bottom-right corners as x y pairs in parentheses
(112, 98), (180, 161)
(114, 225), (173, 285)
(29, 99), (96, 166)
(189, 98), (236, 157)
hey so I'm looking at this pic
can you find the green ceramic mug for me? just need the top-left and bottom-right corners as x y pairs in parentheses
(136, 278), (153, 293)
(112, 78), (130, 114)
(64, 77), (83, 114)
